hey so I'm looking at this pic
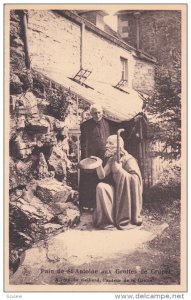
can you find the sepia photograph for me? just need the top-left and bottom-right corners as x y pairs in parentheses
(4, 3), (187, 292)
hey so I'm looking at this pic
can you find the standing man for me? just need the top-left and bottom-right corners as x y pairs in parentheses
(79, 104), (115, 211)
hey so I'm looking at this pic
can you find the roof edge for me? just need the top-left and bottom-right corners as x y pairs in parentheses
(53, 10), (156, 64)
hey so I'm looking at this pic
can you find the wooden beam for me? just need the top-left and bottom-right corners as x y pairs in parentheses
(23, 10), (31, 69)
(134, 12), (141, 50)
(80, 23), (85, 70)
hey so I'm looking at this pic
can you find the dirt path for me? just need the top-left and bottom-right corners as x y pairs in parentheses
(10, 199), (180, 287)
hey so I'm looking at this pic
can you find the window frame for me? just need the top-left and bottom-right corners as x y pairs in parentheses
(120, 56), (128, 82)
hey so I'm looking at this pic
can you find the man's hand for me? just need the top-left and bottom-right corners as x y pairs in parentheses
(110, 155), (122, 173)
(90, 155), (99, 160)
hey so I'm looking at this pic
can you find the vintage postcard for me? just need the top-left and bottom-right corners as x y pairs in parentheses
(4, 3), (187, 292)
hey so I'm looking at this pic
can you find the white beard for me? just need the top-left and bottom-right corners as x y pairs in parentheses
(104, 148), (116, 157)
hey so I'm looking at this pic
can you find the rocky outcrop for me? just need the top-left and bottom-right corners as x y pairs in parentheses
(36, 179), (72, 203)
(9, 181), (80, 266)
(9, 158), (34, 190)
(9, 84), (80, 251)
(9, 10), (82, 274)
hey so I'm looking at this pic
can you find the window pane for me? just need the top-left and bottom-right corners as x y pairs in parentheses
(120, 57), (128, 81)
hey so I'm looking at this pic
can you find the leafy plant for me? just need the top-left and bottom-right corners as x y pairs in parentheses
(145, 62), (181, 160)
(143, 161), (181, 209)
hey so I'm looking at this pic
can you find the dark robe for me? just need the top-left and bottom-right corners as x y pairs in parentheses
(79, 118), (115, 209)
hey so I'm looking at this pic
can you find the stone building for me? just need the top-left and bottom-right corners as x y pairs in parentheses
(9, 9), (157, 268)
(26, 10), (156, 118)
(116, 9), (181, 184)
(9, 9), (158, 193)
(25, 10), (156, 181)
(116, 10), (181, 68)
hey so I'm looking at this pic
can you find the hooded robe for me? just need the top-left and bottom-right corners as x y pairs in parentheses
(93, 151), (142, 229)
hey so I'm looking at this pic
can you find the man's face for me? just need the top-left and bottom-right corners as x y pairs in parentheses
(105, 136), (117, 157)
(91, 108), (103, 122)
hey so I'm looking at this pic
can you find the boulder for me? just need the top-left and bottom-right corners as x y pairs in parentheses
(10, 74), (23, 94)
(10, 20), (21, 38)
(37, 98), (49, 115)
(19, 188), (55, 221)
(48, 146), (68, 177)
(19, 71), (33, 91)
(36, 152), (51, 180)
(17, 232), (33, 244)
(10, 46), (25, 59)
(10, 73), (23, 87)
(12, 37), (24, 48)
(10, 52), (26, 74)
(28, 223), (64, 241)
(55, 205), (80, 227)
(23, 91), (38, 110)
(40, 223), (63, 234)
(54, 119), (67, 130)
(51, 200), (79, 215)
(20, 198), (54, 223)
(26, 118), (49, 134)
(9, 158), (34, 190)
(10, 196), (53, 224)
(11, 91), (38, 116)
(36, 179), (72, 204)
(68, 190), (79, 205)
(10, 11), (21, 23)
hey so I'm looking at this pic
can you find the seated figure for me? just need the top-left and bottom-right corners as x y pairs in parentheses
(93, 135), (143, 230)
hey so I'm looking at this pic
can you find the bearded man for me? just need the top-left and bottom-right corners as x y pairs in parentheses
(93, 135), (143, 230)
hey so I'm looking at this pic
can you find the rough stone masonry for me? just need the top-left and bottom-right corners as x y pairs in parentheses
(9, 10), (81, 274)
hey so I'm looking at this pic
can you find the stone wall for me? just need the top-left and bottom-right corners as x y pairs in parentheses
(27, 10), (155, 93)
(118, 10), (181, 69)
(27, 10), (81, 78)
(83, 28), (135, 86)
(133, 59), (155, 95)
(118, 13), (136, 40)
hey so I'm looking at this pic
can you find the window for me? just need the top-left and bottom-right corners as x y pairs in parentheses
(114, 57), (129, 93)
(120, 57), (128, 81)
(73, 69), (92, 84)
(70, 68), (94, 90)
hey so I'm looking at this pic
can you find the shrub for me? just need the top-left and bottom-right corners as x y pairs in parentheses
(143, 160), (181, 206)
